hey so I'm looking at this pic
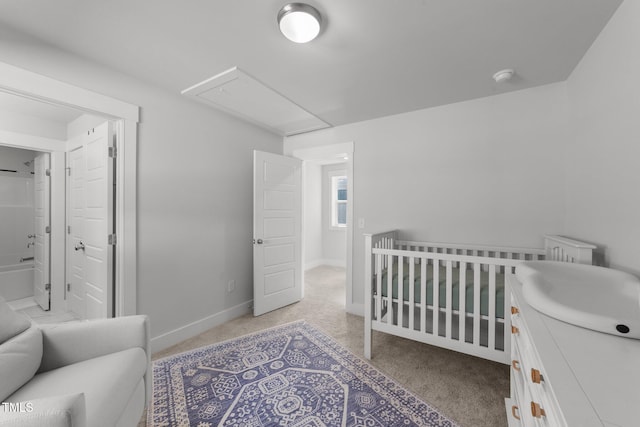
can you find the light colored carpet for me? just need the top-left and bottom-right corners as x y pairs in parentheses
(141, 265), (509, 427)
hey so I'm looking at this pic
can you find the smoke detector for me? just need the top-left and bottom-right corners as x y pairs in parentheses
(493, 69), (515, 83)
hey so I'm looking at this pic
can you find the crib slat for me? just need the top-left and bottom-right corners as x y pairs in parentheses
(420, 258), (427, 333)
(398, 256), (404, 326)
(409, 257), (415, 331)
(488, 264), (496, 350)
(473, 263), (481, 346)
(459, 262), (466, 342)
(445, 260), (453, 339)
(375, 253), (382, 322)
(433, 261), (440, 337)
(387, 256), (394, 325)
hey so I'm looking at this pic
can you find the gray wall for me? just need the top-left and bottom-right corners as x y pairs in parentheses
(322, 163), (347, 266)
(0, 26), (283, 340)
(285, 82), (570, 309)
(303, 162), (322, 269)
(565, 0), (640, 276)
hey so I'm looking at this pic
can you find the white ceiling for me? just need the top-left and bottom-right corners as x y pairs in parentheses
(0, 0), (622, 129)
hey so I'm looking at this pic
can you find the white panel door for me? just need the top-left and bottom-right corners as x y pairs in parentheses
(33, 153), (50, 310)
(83, 122), (114, 319)
(253, 150), (302, 316)
(66, 122), (114, 319)
(67, 146), (85, 319)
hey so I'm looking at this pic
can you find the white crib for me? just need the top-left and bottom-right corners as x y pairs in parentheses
(364, 231), (596, 364)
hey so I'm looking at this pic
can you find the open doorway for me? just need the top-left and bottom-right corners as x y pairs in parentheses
(0, 61), (139, 317)
(292, 142), (355, 313)
(0, 96), (117, 321)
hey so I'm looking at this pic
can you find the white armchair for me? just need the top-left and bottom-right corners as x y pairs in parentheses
(0, 296), (149, 427)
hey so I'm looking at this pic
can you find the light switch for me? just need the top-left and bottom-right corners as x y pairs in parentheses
(358, 218), (365, 229)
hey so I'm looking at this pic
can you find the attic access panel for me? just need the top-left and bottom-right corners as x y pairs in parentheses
(182, 67), (330, 136)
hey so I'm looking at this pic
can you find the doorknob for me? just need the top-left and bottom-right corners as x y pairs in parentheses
(75, 241), (86, 251)
(256, 239), (264, 245)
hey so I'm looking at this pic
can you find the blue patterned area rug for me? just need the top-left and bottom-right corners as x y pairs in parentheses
(148, 320), (459, 426)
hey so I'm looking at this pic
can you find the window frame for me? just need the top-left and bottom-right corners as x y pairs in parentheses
(330, 174), (348, 229)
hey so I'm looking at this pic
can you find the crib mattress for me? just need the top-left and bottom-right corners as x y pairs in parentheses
(375, 263), (505, 318)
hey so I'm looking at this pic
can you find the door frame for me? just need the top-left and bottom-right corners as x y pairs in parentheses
(291, 142), (356, 314)
(0, 61), (139, 316)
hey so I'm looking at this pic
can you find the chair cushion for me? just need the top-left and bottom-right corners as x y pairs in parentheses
(0, 295), (31, 344)
(8, 347), (147, 427)
(0, 327), (43, 402)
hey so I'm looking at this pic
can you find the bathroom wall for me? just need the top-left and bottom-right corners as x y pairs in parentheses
(0, 146), (35, 267)
(0, 109), (67, 140)
(565, 0), (640, 276)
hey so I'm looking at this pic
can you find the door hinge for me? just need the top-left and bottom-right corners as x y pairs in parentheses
(66, 167), (71, 176)
(45, 169), (51, 177)
(45, 283), (51, 291)
(67, 225), (71, 234)
(108, 234), (117, 245)
(67, 283), (71, 292)
(45, 225), (51, 234)
(108, 146), (117, 158)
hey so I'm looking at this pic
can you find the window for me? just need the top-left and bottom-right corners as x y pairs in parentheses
(331, 175), (347, 227)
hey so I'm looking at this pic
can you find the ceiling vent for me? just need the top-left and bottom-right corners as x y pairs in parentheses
(182, 67), (330, 136)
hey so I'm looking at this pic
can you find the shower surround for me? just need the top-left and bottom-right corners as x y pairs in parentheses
(0, 148), (35, 301)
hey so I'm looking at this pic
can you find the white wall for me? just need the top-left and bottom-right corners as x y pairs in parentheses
(286, 82), (570, 308)
(0, 26), (283, 347)
(303, 162), (322, 269)
(67, 114), (107, 141)
(322, 164), (347, 266)
(0, 109), (67, 140)
(565, 0), (640, 276)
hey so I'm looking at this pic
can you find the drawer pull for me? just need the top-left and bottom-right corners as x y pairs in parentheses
(511, 325), (519, 335)
(531, 401), (546, 418)
(511, 360), (521, 372)
(531, 368), (543, 384)
(511, 405), (521, 420)
(511, 306), (520, 315)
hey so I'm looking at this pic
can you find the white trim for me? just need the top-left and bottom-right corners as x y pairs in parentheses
(0, 61), (139, 317)
(329, 172), (348, 228)
(347, 302), (364, 317)
(305, 259), (346, 270)
(305, 259), (325, 271)
(150, 300), (253, 353)
(0, 62), (139, 121)
(0, 129), (66, 152)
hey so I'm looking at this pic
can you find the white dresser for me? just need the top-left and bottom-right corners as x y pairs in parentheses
(506, 274), (640, 427)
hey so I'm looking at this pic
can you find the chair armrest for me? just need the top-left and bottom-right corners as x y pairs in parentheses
(38, 315), (149, 373)
(0, 393), (86, 427)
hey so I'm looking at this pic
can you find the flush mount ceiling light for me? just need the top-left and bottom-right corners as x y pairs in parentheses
(278, 3), (322, 43)
(493, 68), (515, 83)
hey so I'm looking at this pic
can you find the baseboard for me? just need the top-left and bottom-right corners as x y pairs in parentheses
(305, 259), (324, 270)
(347, 302), (364, 317)
(151, 300), (253, 353)
(306, 259), (346, 270)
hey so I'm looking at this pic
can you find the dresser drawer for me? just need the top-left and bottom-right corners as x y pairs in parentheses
(510, 293), (566, 427)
